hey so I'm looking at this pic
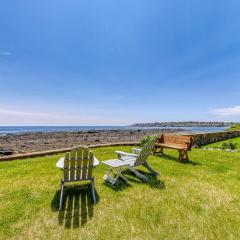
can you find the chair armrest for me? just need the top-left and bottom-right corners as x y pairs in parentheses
(131, 148), (142, 154)
(115, 151), (138, 158)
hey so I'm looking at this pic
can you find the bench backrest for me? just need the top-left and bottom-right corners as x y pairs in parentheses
(158, 134), (193, 151)
(63, 146), (94, 182)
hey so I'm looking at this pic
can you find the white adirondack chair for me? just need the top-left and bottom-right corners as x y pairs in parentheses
(102, 138), (158, 184)
(59, 146), (96, 210)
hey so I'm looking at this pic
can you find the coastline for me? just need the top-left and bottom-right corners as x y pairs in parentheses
(0, 128), (183, 156)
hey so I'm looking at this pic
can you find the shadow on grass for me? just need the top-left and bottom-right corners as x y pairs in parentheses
(51, 186), (99, 228)
(155, 154), (201, 166)
(104, 169), (165, 190)
(123, 169), (165, 189)
(103, 178), (131, 191)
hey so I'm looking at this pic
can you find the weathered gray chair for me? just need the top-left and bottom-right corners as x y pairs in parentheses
(102, 138), (158, 184)
(59, 146), (95, 210)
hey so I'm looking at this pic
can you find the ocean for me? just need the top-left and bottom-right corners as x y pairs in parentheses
(0, 126), (227, 135)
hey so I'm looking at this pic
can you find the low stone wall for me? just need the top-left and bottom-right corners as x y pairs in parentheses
(185, 131), (240, 146)
(0, 142), (138, 162)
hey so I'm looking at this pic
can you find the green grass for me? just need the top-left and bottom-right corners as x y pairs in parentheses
(204, 137), (240, 149)
(226, 124), (240, 131)
(0, 146), (240, 240)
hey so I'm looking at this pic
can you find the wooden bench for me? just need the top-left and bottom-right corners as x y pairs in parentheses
(153, 134), (193, 162)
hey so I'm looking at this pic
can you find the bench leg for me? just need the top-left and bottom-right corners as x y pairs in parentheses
(178, 150), (189, 162)
(153, 147), (157, 155)
(178, 150), (183, 162)
(160, 147), (164, 155)
(184, 151), (189, 161)
(153, 147), (164, 156)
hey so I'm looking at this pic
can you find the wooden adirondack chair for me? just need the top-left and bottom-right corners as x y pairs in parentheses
(59, 146), (96, 210)
(116, 138), (159, 181)
(102, 138), (158, 184)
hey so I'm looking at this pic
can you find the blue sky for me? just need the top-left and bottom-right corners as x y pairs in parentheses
(0, 0), (240, 125)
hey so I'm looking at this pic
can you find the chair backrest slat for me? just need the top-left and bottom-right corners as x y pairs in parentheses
(63, 153), (70, 181)
(87, 152), (94, 179)
(76, 147), (83, 179)
(134, 138), (156, 166)
(63, 146), (94, 182)
(70, 149), (76, 181)
(81, 148), (89, 180)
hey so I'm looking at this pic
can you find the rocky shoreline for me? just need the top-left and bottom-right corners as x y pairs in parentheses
(0, 128), (183, 156)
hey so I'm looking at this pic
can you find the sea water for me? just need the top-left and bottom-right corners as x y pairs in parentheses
(0, 126), (227, 135)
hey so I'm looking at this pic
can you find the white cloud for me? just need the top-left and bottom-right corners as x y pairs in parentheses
(0, 51), (11, 56)
(213, 106), (240, 117)
(0, 109), (57, 117)
(0, 108), (127, 125)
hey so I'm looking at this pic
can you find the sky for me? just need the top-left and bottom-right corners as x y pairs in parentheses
(0, 0), (240, 126)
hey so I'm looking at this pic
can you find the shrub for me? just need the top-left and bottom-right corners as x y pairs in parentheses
(140, 135), (156, 146)
(221, 142), (228, 149)
(227, 124), (240, 131)
(221, 141), (238, 150)
(229, 142), (237, 150)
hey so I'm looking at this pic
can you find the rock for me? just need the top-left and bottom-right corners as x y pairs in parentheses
(87, 131), (98, 134)
(0, 128), (182, 156)
(193, 145), (199, 148)
(0, 149), (14, 155)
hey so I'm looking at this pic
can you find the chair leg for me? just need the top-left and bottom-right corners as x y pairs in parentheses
(91, 178), (96, 204)
(59, 180), (64, 211)
(117, 167), (127, 181)
(127, 165), (149, 182)
(142, 162), (159, 175)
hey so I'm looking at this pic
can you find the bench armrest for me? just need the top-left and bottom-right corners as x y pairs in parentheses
(155, 137), (163, 144)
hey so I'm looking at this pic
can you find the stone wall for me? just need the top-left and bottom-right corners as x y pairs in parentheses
(0, 142), (138, 161)
(184, 131), (240, 146)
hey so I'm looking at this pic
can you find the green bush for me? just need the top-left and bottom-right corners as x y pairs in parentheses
(221, 142), (228, 149)
(229, 142), (237, 150)
(221, 141), (238, 150)
(140, 135), (156, 146)
(227, 124), (240, 131)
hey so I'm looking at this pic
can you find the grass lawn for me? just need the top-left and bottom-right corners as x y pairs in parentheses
(204, 137), (240, 149)
(0, 146), (240, 240)
(227, 124), (240, 131)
